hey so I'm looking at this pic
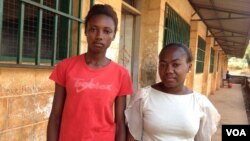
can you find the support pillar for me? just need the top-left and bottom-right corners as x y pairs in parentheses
(202, 36), (213, 96)
(186, 21), (199, 89)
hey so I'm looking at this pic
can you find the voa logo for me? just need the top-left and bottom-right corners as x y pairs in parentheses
(226, 129), (246, 136)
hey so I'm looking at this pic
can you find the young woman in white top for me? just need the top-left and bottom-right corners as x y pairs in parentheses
(125, 43), (220, 141)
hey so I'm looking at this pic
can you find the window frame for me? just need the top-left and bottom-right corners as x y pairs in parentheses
(0, 0), (85, 68)
(196, 36), (206, 73)
(210, 48), (215, 73)
(163, 4), (190, 48)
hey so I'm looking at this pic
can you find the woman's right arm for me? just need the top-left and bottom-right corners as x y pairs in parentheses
(125, 88), (146, 141)
(47, 83), (66, 141)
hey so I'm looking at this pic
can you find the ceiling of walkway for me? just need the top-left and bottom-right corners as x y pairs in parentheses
(189, 0), (250, 58)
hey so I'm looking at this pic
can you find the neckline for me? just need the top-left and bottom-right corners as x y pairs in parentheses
(81, 54), (113, 72)
(150, 86), (194, 96)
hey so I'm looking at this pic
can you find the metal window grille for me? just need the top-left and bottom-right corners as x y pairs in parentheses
(210, 48), (215, 73)
(163, 5), (190, 47)
(196, 36), (206, 73)
(0, 0), (84, 67)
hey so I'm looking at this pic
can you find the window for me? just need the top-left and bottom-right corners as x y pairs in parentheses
(196, 36), (206, 73)
(163, 5), (190, 47)
(210, 48), (215, 73)
(0, 0), (83, 67)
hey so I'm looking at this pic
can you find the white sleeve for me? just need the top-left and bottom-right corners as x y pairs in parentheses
(125, 88), (145, 141)
(195, 95), (221, 141)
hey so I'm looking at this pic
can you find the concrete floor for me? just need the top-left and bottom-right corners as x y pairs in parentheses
(209, 84), (249, 141)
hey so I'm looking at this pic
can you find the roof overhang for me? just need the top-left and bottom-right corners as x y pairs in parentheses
(189, 0), (250, 58)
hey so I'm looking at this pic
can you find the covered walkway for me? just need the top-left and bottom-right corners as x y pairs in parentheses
(209, 84), (249, 141)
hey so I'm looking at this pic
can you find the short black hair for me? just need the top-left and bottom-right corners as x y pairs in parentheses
(160, 43), (193, 63)
(84, 4), (118, 35)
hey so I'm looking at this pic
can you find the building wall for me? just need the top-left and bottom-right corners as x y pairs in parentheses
(0, 0), (228, 140)
(193, 74), (203, 93)
(207, 74), (213, 95)
(165, 0), (193, 24)
(0, 68), (53, 140)
(139, 0), (162, 86)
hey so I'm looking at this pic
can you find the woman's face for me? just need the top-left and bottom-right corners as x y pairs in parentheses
(159, 46), (191, 89)
(86, 14), (115, 53)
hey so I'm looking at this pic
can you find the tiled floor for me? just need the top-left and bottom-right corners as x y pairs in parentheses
(209, 84), (249, 141)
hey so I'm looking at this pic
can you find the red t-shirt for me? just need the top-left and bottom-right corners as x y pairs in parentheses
(49, 54), (133, 141)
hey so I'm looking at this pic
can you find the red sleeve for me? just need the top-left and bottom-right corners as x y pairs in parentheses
(118, 69), (133, 96)
(49, 61), (66, 87)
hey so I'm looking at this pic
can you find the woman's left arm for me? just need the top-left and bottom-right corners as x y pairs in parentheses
(195, 95), (221, 141)
(115, 95), (127, 141)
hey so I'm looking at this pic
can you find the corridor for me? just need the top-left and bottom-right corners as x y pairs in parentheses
(209, 84), (249, 141)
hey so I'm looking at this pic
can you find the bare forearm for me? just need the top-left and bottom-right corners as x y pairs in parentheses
(47, 84), (66, 141)
(115, 96), (127, 141)
(47, 116), (61, 141)
(115, 123), (126, 141)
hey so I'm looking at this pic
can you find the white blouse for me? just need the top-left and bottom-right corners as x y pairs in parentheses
(125, 86), (220, 141)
